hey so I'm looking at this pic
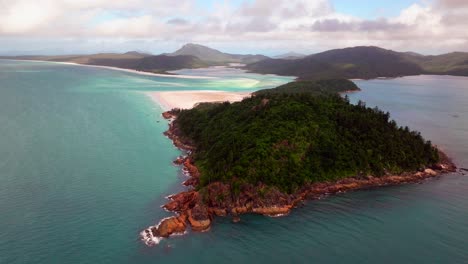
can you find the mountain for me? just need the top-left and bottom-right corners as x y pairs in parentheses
(246, 46), (424, 80)
(124, 51), (151, 56)
(274, 52), (306, 60)
(4, 45), (468, 78)
(135, 55), (208, 73)
(403, 51), (424, 57)
(404, 52), (468, 76)
(168, 43), (269, 64)
(246, 46), (468, 80)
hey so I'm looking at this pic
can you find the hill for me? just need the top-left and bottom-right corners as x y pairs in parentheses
(254, 79), (359, 96)
(168, 43), (269, 64)
(274, 52), (306, 60)
(246, 46), (468, 80)
(404, 52), (468, 76)
(174, 82), (440, 193)
(143, 79), (455, 241)
(4, 45), (468, 78)
(135, 55), (208, 73)
(246, 46), (425, 80)
(0, 43), (269, 72)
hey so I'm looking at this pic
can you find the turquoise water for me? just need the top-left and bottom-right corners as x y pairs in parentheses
(0, 61), (467, 263)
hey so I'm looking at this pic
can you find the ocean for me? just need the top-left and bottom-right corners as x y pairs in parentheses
(0, 61), (466, 263)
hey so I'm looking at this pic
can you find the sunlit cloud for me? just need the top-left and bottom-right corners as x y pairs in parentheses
(0, 0), (467, 55)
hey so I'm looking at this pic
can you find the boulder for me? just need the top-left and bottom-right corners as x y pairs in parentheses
(424, 168), (438, 176)
(188, 204), (211, 231)
(154, 215), (187, 238)
(163, 191), (198, 212)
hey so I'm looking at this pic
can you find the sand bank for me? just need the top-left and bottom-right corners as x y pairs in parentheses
(2, 59), (215, 80)
(147, 90), (251, 110)
(61, 63), (216, 79)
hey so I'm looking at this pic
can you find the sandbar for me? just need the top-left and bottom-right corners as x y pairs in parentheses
(147, 90), (251, 110)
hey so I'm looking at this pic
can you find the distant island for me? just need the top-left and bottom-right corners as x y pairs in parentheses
(3, 44), (468, 80)
(246, 46), (468, 80)
(0, 43), (267, 75)
(140, 79), (456, 245)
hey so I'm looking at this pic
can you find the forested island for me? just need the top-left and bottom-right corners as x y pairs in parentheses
(140, 79), (456, 245)
(245, 46), (468, 80)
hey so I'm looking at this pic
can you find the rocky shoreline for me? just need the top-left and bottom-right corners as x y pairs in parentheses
(140, 110), (457, 246)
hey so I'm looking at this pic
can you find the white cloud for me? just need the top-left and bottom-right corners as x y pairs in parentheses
(94, 15), (155, 37)
(0, 0), (467, 55)
(0, 0), (60, 33)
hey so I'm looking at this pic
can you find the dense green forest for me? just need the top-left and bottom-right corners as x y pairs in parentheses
(254, 79), (360, 96)
(173, 80), (440, 193)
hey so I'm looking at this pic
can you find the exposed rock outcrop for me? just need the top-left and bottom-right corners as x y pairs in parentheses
(140, 111), (458, 246)
(188, 204), (211, 231)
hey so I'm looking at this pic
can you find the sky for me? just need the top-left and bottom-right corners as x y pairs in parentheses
(0, 0), (467, 56)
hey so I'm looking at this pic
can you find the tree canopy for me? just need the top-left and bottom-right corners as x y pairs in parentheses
(174, 81), (439, 193)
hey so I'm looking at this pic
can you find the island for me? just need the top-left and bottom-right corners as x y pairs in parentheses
(140, 79), (456, 245)
(4, 44), (468, 80)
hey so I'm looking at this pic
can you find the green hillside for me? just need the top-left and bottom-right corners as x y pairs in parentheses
(168, 43), (269, 64)
(254, 79), (360, 96)
(172, 81), (439, 193)
(246, 46), (468, 80)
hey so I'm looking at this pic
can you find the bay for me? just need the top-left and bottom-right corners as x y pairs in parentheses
(0, 61), (466, 263)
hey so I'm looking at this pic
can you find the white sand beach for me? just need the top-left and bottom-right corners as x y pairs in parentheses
(147, 90), (251, 110)
(4, 59), (215, 80)
(61, 63), (217, 79)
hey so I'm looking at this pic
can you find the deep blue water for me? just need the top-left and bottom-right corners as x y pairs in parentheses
(0, 61), (467, 263)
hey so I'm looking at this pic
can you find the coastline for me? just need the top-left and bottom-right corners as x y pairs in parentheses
(146, 90), (251, 111)
(140, 110), (458, 246)
(0, 59), (215, 80)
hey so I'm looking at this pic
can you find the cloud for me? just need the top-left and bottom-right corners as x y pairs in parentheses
(166, 18), (189, 25)
(436, 0), (468, 8)
(0, 0), (467, 55)
(311, 18), (407, 32)
(94, 15), (155, 37)
(0, 0), (59, 34)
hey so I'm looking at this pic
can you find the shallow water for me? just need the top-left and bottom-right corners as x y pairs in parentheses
(0, 62), (466, 263)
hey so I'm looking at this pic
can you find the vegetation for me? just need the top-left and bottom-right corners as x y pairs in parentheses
(404, 52), (468, 76)
(168, 43), (269, 64)
(4, 44), (468, 78)
(254, 79), (359, 96)
(135, 55), (208, 72)
(246, 46), (468, 80)
(174, 81), (440, 193)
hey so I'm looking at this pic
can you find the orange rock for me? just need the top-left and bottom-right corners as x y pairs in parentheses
(183, 158), (200, 178)
(188, 205), (211, 232)
(424, 168), (438, 176)
(163, 191), (198, 212)
(173, 156), (185, 165)
(252, 206), (291, 216)
(154, 215), (187, 238)
(211, 208), (227, 216)
(162, 111), (176, 119)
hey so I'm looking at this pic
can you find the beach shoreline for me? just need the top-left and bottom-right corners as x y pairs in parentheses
(0, 58), (215, 80)
(146, 90), (251, 111)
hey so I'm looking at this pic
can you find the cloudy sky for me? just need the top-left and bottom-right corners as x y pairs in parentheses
(0, 0), (467, 55)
